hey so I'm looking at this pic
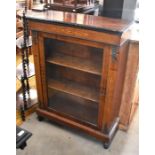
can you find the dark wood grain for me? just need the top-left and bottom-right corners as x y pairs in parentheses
(18, 10), (132, 34)
(29, 20), (131, 46)
(48, 78), (99, 102)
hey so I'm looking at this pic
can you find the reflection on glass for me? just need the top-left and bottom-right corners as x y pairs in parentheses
(44, 37), (104, 126)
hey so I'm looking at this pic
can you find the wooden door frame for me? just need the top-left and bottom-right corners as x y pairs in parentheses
(37, 31), (110, 130)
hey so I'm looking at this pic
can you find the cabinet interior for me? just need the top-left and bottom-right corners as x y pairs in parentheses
(44, 38), (104, 126)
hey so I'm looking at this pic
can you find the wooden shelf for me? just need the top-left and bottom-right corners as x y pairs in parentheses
(48, 78), (99, 102)
(46, 53), (102, 75)
(48, 92), (98, 126)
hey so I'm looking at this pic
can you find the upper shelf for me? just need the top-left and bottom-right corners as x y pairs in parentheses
(17, 10), (132, 34)
(46, 52), (102, 75)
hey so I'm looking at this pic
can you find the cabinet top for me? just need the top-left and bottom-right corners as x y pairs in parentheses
(18, 10), (132, 34)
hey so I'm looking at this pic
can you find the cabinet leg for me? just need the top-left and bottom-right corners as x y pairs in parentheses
(37, 115), (44, 121)
(103, 141), (110, 149)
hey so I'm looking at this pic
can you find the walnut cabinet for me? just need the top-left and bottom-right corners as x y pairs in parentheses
(24, 10), (132, 148)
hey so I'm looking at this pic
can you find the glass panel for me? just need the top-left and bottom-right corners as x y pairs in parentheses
(48, 89), (99, 125)
(44, 37), (103, 126)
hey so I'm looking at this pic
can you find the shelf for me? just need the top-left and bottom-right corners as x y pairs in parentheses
(46, 53), (102, 75)
(48, 79), (99, 102)
(16, 62), (35, 80)
(48, 92), (98, 126)
(16, 87), (38, 109)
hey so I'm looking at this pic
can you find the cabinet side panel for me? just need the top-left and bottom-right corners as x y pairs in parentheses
(112, 42), (129, 120)
(102, 42), (129, 131)
(119, 42), (139, 130)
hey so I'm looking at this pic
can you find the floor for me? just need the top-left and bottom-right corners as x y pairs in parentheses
(16, 111), (138, 155)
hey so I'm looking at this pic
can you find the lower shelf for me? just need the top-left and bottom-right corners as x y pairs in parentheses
(48, 91), (98, 126)
(48, 78), (99, 102)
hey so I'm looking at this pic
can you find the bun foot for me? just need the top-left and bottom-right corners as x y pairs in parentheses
(103, 142), (110, 149)
(37, 115), (44, 121)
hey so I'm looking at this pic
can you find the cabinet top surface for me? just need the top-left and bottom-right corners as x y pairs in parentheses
(19, 10), (132, 34)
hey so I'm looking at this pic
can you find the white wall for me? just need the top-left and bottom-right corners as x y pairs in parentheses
(122, 0), (137, 21)
(98, 0), (104, 5)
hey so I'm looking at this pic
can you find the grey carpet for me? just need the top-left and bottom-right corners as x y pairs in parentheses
(17, 111), (139, 155)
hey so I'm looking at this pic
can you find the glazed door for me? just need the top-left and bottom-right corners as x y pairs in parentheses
(38, 32), (109, 129)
